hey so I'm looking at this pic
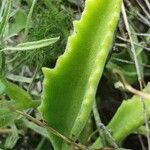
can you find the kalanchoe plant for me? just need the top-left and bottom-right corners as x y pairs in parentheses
(39, 0), (123, 149)
(1, 0), (150, 149)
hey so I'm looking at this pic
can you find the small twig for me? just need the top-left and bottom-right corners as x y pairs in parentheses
(111, 57), (150, 69)
(0, 128), (12, 134)
(98, 123), (119, 149)
(0, 128), (22, 134)
(113, 69), (150, 100)
(125, 85), (150, 99)
(93, 100), (106, 146)
(137, 12), (150, 27)
(15, 110), (88, 150)
(117, 36), (150, 51)
(136, 0), (150, 20)
(131, 33), (150, 37)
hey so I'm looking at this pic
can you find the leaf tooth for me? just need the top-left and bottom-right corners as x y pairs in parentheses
(55, 22), (83, 70)
(73, 20), (81, 33)
(42, 67), (54, 76)
(55, 34), (77, 69)
(51, 0), (103, 72)
(39, 68), (54, 113)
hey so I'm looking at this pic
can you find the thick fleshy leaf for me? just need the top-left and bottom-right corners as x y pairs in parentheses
(39, 0), (122, 149)
(91, 83), (150, 149)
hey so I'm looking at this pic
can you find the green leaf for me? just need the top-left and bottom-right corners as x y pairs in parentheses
(0, 78), (32, 107)
(0, 77), (40, 110)
(23, 118), (49, 138)
(1, 37), (59, 51)
(0, 100), (17, 127)
(4, 124), (19, 149)
(107, 83), (150, 143)
(6, 74), (33, 83)
(5, 9), (27, 39)
(92, 83), (150, 149)
(0, 80), (6, 95)
(39, 0), (122, 149)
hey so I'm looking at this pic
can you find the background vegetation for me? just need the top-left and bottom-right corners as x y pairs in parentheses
(0, 0), (150, 149)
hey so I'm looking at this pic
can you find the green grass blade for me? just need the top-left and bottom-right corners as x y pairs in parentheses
(0, 0), (12, 40)
(0, 37), (59, 51)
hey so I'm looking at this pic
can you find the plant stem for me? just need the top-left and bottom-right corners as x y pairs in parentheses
(93, 100), (106, 146)
(122, 3), (150, 149)
(15, 110), (88, 150)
